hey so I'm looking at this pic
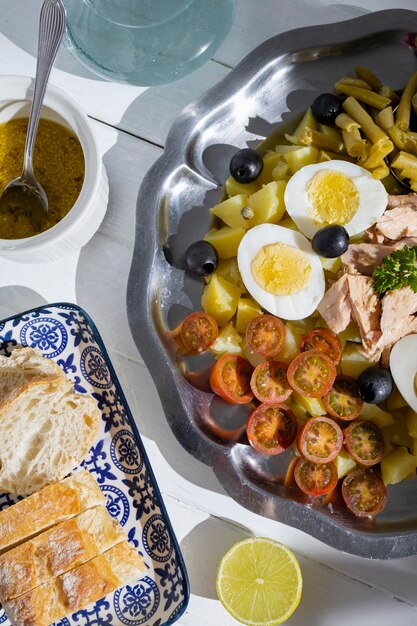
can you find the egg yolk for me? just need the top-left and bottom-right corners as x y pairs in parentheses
(251, 243), (312, 295)
(307, 169), (359, 225)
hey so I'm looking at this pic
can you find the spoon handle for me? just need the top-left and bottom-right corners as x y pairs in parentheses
(23, 0), (67, 177)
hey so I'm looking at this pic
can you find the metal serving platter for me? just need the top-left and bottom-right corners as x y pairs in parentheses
(127, 9), (417, 559)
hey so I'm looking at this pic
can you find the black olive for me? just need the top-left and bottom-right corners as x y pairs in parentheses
(312, 225), (349, 258)
(229, 148), (263, 183)
(185, 240), (218, 277)
(311, 93), (343, 126)
(357, 367), (393, 404)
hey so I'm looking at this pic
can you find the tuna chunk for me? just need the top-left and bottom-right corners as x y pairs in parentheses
(369, 206), (417, 243)
(347, 275), (382, 356)
(387, 193), (417, 209)
(317, 274), (351, 334)
(342, 238), (417, 276)
(378, 286), (417, 350)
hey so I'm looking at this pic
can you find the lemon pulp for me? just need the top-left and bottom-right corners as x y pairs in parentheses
(216, 537), (303, 625)
(251, 243), (311, 295)
(307, 169), (359, 225)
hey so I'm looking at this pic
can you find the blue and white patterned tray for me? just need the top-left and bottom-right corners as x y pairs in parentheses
(0, 303), (189, 626)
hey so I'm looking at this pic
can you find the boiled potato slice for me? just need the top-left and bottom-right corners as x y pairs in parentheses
(279, 322), (303, 364)
(320, 257), (342, 273)
(210, 194), (249, 230)
(336, 447), (356, 479)
(240, 338), (264, 367)
(291, 317), (317, 333)
(235, 297), (262, 334)
(285, 146), (320, 174)
(386, 386), (408, 411)
(247, 181), (286, 226)
(279, 215), (298, 231)
(272, 160), (290, 181)
(225, 176), (260, 197)
(210, 322), (242, 356)
(406, 409), (417, 437)
(382, 415), (413, 448)
(340, 343), (375, 379)
(257, 151), (282, 186)
(339, 322), (361, 343)
(292, 391), (326, 416)
(290, 400), (308, 425)
(381, 446), (417, 485)
(201, 275), (241, 327)
(212, 257), (245, 290)
(205, 226), (245, 258)
(285, 108), (318, 145)
(360, 403), (394, 428)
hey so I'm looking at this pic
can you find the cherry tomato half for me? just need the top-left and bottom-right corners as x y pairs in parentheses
(287, 350), (336, 398)
(297, 416), (343, 464)
(294, 458), (338, 497)
(342, 468), (387, 518)
(250, 361), (293, 405)
(300, 328), (342, 364)
(180, 311), (218, 354)
(210, 355), (254, 404)
(246, 315), (286, 357)
(323, 376), (364, 421)
(246, 403), (297, 456)
(344, 420), (385, 467)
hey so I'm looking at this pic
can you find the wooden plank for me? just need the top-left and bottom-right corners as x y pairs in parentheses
(1, 0), (229, 145)
(163, 496), (417, 625)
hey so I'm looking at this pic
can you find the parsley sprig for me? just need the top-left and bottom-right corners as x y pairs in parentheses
(373, 245), (417, 294)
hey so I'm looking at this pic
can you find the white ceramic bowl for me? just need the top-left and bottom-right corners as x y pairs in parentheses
(0, 75), (109, 263)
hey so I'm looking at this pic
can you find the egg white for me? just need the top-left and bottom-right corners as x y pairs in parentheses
(390, 335), (417, 412)
(237, 223), (325, 320)
(284, 160), (388, 239)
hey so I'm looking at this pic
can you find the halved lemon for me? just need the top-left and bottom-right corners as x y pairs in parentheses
(216, 537), (302, 625)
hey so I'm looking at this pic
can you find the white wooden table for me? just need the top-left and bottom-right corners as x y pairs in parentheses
(2, 2), (417, 624)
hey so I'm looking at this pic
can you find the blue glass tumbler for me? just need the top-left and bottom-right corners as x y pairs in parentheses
(63, 0), (235, 86)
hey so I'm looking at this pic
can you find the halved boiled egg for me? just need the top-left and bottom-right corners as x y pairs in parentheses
(237, 223), (325, 320)
(390, 335), (417, 412)
(284, 160), (388, 239)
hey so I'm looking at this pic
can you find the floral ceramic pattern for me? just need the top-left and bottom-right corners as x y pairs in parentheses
(0, 304), (188, 626)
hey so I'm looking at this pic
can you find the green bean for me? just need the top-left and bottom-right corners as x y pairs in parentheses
(376, 107), (394, 131)
(354, 66), (382, 91)
(342, 128), (364, 157)
(395, 71), (417, 130)
(335, 82), (390, 109)
(335, 113), (360, 132)
(342, 97), (387, 143)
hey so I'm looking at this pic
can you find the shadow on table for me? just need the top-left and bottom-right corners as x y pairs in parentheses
(2, 0), (103, 80)
(180, 517), (253, 599)
(0, 286), (47, 320)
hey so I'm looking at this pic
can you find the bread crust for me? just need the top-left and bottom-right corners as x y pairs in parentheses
(0, 471), (106, 554)
(0, 505), (126, 603)
(0, 348), (66, 412)
(4, 542), (146, 626)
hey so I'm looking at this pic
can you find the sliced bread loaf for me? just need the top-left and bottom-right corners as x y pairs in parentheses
(0, 347), (65, 410)
(0, 381), (99, 495)
(0, 505), (127, 603)
(4, 542), (146, 626)
(0, 470), (106, 554)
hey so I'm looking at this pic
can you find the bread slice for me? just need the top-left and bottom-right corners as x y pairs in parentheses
(0, 347), (66, 411)
(0, 471), (106, 554)
(0, 381), (99, 495)
(4, 542), (146, 626)
(0, 505), (127, 603)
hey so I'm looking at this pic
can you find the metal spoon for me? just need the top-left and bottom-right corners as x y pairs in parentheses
(0, 0), (66, 231)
